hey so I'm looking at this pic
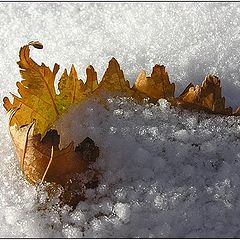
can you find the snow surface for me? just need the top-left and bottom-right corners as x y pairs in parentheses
(1, 2), (240, 238)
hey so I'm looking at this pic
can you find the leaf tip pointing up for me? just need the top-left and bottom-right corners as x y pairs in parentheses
(104, 58), (121, 76)
(106, 57), (123, 75)
(109, 57), (119, 65)
(86, 65), (95, 74)
(85, 64), (98, 93)
(70, 64), (78, 78)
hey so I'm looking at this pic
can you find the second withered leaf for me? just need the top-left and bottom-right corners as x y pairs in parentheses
(9, 120), (99, 189)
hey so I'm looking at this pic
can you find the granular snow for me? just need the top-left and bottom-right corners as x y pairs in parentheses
(1, 2), (240, 238)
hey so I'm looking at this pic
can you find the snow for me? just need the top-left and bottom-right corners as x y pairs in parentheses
(1, 2), (240, 238)
(113, 203), (131, 223)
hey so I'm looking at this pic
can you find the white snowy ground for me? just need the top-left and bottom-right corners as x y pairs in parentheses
(1, 2), (240, 238)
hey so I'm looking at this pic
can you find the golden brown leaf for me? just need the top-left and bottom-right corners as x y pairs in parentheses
(10, 122), (87, 185)
(10, 122), (99, 208)
(3, 42), (102, 204)
(3, 42), (100, 137)
(3, 41), (240, 207)
(9, 115), (99, 208)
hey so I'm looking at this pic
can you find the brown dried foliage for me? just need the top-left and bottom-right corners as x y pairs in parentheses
(3, 41), (240, 207)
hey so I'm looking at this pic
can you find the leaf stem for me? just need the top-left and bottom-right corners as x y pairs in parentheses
(41, 146), (54, 184)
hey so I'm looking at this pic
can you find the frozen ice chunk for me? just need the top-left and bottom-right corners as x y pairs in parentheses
(173, 129), (189, 142)
(62, 224), (83, 238)
(142, 109), (154, 120)
(157, 99), (171, 111)
(70, 210), (86, 225)
(114, 188), (127, 201)
(154, 194), (169, 210)
(113, 203), (131, 223)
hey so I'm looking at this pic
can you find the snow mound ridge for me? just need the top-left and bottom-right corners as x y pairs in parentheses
(52, 96), (240, 238)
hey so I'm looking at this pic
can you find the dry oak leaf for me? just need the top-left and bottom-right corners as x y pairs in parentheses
(8, 114), (99, 208)
(3, 42), (97, 137)
(177, 75), (232, 115)
(9, 120), (91, 185)
(3, 42), (100, 208)
(3, 41), (240, 207)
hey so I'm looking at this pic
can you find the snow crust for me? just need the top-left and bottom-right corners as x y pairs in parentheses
(1, 2), (240, 238)
(53, 97), (240, 238)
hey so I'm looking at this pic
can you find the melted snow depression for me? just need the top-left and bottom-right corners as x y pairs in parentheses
(1, 2), (240, 238)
